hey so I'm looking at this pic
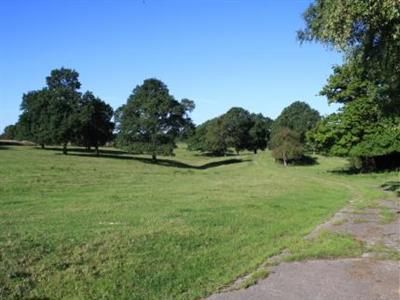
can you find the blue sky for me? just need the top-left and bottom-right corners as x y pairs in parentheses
(0, 0), (342, 132)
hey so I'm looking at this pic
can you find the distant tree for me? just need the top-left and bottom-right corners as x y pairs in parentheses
(117, 79), (195, 161)
(46, 68), (82, 154)
(272, 101), (320, 142)
(75, 91), (114, 155)
(188, 109), (273, 156)
(248, 113), (273, 154)
(1, 124), (17, 140)
(188, 118), (229, 156)
(222, 107), (253, 154)
(270, 128), (304, 166)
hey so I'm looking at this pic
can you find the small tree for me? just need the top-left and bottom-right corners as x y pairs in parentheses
(75, 91), (114, 155)
(117, 79), (194, 161)
(270, 128), (304, 166)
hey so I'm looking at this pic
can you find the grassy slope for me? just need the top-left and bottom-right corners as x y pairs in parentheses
(0, 146), (397, 299)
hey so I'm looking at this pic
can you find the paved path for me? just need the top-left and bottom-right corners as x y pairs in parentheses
(208, 259), (399, 300)
(208, 198), (400, 300)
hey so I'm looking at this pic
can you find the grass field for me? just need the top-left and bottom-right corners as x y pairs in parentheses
(0, 145), (397, 299)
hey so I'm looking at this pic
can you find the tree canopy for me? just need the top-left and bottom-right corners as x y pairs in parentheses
(74, 91), (115, 154)
(271, 101), (320, 142)
(300, 0), (400, 170)
(117, 79), (195, 161)
(188, 108), (272, 156)
(0, 124), (17, 140)
(13, 68), (114, 154)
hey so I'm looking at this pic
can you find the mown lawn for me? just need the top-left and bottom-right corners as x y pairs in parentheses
(0, 145), (397, 299)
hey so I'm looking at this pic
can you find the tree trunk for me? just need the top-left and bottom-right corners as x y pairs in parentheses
(63, 143), (67, 155)
(152, 153), (157, 162)
(41, 143), (45, 149)
(254, 149), (257, 154)
(95, 144), (99, 156)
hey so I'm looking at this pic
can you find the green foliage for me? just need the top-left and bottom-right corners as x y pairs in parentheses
(301, 1), (400, 170)
(188, 117), (228, 156)
(15, 68), (83, 153)
(75, 91), (114, 153)
(248, 114), (273, 154)
(298, 0), (400, 90)
(46, 67), (81, 91)
(47, 68), (82, 153)
(0, 124), (17, 139)
(270, 128), (304, 166)
(15, 89), (53, 146)
(271, 101), (320, 142)
(307, 61), (400, 164)
(188, 109), (272, 156)
(223, 107), (254, 153)
(117, 79), (195, 160)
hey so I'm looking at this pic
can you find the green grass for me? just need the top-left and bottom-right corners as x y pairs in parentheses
(0, 145), (397, 299)
(367, 244), (400, 260)
(379, 207), (397, 224)
(285, 231), (365, 261)
(239, 268), (269, 289)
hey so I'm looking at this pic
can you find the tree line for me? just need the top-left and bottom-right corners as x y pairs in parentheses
(2, 71), (196, 160)
(2, 67), (321, 166)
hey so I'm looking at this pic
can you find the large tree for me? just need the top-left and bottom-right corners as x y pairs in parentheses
(75, 91), (115, 155)
(17, 89), (52, 148)
(300, 0), (400, 170)
(272, 101), (320, 142)
(248, 113), (273, 154)
(117, 79), (195, 161)
(46, 68), (82, 154)
(222, 107), (254, 154)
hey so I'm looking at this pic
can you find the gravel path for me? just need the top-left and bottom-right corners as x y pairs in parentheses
(207, 198), (400, 300)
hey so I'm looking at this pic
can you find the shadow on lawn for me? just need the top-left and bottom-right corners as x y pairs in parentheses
(39, 146), (126, 156)
(51, 149), (247, 170)
(381, 181), (400, 197)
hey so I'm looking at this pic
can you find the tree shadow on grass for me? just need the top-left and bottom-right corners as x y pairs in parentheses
(292, 155), (319, 166)
(38, 146), (127, 156)
(381, 181), (400, 197)
(58, 151), (248, 170)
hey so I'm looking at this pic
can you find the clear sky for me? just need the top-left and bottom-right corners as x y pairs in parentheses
(0, 0), (342, 132)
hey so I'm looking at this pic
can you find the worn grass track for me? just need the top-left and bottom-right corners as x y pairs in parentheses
(0, 145), (397, 299)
